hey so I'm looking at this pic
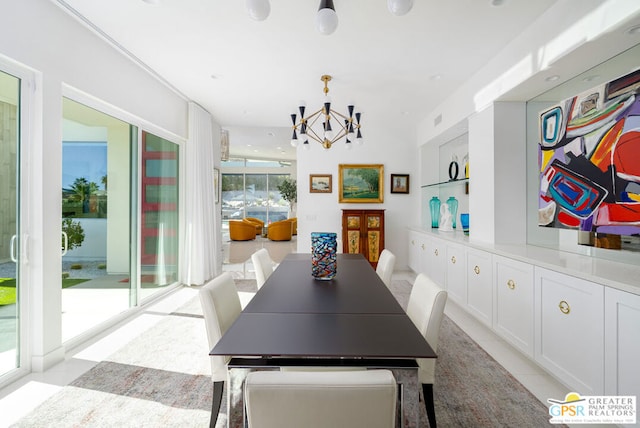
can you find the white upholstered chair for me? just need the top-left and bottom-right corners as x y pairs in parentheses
(199, 272), (242, 428)
(244, 369), (397, 428)
(406, 273), (448, 428)
(376, 249), (396, 288)
(251, 248), (274, 289)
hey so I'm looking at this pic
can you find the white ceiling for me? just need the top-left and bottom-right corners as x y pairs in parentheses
(53, 0), (636, 161)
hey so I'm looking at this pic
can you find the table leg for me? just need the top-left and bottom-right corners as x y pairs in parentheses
(391, 368), (419, 428)
(227, 368), (251, 428)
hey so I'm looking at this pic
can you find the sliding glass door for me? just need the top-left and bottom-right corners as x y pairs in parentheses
(139, 131), (179, 301)
(61, 98), (135, 341)
(0, 70), (21, 377)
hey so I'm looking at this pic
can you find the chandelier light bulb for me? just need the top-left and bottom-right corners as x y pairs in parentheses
(290, 139), (299, 148)
(316, 0), (338, 35)
(246, 0), (270, 21)
(388, 0), (413, 16)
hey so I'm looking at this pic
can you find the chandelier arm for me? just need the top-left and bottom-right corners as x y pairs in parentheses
(330, 127), (349, 144)
(328, 109), (349, 121)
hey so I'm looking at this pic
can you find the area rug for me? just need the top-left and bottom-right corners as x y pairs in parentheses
(13, 280), (557, 427)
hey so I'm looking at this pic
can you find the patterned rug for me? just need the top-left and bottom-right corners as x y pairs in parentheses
(13, 280), (556, 427)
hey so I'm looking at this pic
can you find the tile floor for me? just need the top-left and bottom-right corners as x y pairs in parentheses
(0, 237), (610, 427)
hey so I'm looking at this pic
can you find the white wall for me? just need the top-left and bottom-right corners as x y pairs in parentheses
(0, 0), (189, 372)
(296, 121), (419, 269)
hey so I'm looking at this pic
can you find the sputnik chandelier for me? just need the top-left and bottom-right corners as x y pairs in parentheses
(290, 75), (363, 150)
(246, 0), (414, 35)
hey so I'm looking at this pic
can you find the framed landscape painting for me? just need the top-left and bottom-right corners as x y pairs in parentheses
(338, 164), (384, 203)
(310, 174), (332, 193)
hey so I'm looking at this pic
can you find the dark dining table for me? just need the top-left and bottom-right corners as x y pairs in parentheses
(210, 253), (436, 428)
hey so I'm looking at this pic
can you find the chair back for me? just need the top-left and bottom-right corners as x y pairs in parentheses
(199, 272), (242, 381)
(406, 273), (448, 384)
(375, 249), (396, 288)
(245, 370), (397, 428)
(251, 248), (274, 289)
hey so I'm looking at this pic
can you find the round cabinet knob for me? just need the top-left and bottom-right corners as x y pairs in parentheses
(421, 244), (425, 250)
(507, 279), (515, 290)
(451, 256), (456, 264)
(411, 240), (415, 245)
(558, 300), (571, 315)
(473, 265), (480, 275)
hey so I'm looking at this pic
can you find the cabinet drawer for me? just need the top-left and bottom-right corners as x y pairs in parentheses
(535, 267), (604, 395)
(493, 255), (534, 356)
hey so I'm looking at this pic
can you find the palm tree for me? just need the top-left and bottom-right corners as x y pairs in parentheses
(69, 177), (99, 213)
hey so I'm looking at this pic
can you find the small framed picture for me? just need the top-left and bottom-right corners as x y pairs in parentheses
(390, 174), (409, 194)
(310, 174), (332, 193)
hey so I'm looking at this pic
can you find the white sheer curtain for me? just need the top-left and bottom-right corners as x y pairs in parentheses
(182, 102), (219, 285)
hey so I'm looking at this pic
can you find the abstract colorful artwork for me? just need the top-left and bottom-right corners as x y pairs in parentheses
(538, 69), (640, 236)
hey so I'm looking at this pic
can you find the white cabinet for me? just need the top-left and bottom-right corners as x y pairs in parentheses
(408, 230), (426, 274)
(425, 236), (446, 287)
(493, 255), (534, 357)
(534, 267), (604, 395)
(445, 242), (467, 305)
(604, 287), (640, 401)
(466, 248), (493, 327)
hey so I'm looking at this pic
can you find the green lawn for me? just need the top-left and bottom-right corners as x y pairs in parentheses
(0, 278), (90, 305)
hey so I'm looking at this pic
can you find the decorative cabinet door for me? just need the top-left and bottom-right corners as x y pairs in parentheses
(342, 210), (385, 268)
(534, 267), (604, 395)
(466, 248), (493, 327)
(445, 242), (467, 304)
(493, 255), (534, 357)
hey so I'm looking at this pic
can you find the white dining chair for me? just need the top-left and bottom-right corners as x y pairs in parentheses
(199, 272), (242, 428)
(251, 248), (275, 289)
(376, 249), (396, 288)
(406, 273), (448, 428)
(244, 369), (397, 428)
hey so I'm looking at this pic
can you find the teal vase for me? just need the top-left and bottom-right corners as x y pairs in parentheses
(447, 197), (459, 229)
(429, 197), (441, 228)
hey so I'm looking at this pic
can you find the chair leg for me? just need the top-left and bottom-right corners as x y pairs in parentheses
(422, 383), (437, 428)
(210, 381), (224, 428)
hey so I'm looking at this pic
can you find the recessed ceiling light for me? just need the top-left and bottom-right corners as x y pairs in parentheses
(545, 75), (560, 82)
(490, 0), (506, 6)
(582, 75), (599, 82)
(429, 74), (442, 81)
(267, 132), (275, 137)
(142, 0), (162, 5)
(625, 25), (640, 35)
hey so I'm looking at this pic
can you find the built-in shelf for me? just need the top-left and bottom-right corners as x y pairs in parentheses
(421, 178), (469, 189)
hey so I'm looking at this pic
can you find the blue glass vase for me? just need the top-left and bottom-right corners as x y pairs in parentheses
(429, 197), (441, 228)
(311, 232), (337, 280)
(447, 196), (459, 229)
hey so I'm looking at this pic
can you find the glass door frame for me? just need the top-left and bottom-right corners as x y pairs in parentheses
(0, 55), (38, 384)
(62, 86), (186, 311)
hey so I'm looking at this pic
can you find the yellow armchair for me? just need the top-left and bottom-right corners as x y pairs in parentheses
(243, 217), (264, 235)
(284, 217), (297, 235)
(267, 220), (293, 241)
(229, 220), (257, 241)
